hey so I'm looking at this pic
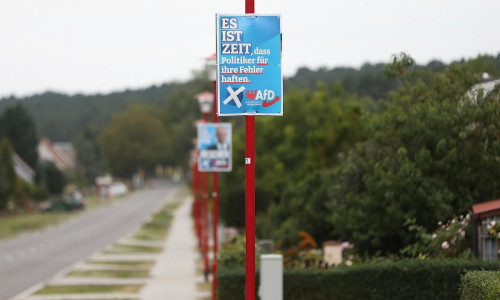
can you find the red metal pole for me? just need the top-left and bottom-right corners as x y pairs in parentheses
(202, 112), (210, 282)
(245, 1), (256, 299)
(211, 80), (219, 300)
(245, 116), (255, 300)
(246, 0), (254, 14)
(193, 161), (201, 247)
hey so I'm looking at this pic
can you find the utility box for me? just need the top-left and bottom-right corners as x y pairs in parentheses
(258, 254), (283, 300)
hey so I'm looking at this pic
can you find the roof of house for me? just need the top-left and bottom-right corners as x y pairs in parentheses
(472, 199), (500, 219)
(12, 153), (34, 183)
(466, 78), (500, 103)
(38, 138), (75, 171)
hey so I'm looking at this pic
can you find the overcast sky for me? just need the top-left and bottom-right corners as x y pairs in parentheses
(1, 0), (499, 98)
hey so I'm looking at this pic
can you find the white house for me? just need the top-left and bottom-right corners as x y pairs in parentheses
(38, 138), (75, 171)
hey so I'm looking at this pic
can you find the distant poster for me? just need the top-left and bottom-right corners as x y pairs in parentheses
(216, 14), (282, 116)
(197, 123), (232, 172)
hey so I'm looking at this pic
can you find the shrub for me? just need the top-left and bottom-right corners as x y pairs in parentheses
(217, 268), (258, 300)
(460, 271), (500, 300)
(217, 259), (500, 300)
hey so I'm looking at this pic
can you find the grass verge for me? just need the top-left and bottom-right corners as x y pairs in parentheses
(103, 245), (163, 254)
(68, 270), (150, 278)
(0, 212), (77, 240)
(0, 196), (111, 240)
(86, 261), (155, 268)
(35, 285), (143, 294)
(133, 202), (179, 241)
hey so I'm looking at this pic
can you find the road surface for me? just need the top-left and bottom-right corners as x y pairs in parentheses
(0, 180), (181, 300)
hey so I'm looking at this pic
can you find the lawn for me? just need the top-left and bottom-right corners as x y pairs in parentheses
(0, 211), (77, 240)
(68, 270), (150, 278)
(132, 202), (179, 241)
(0, 196), (112, 240)
(86, 261), (155, 268)
(35, 285), (143, 294)
(102, 245), (163, 254)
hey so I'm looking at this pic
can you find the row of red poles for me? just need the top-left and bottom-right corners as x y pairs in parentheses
(192, 62), (219, 300)
(194, 1), (256, 298)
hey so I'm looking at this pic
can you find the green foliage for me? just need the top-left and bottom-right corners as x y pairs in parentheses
(35, 162), (67, 195)
(73, 128), (105, 184)
(99, 105), (171, 177)
(460, 271), (500, 300)
(402, 214), (472, 259)
(328, 54), (500, 255)
(161, 87), (200, 169)
(0, 86), (173, 142)
(219, 237), (247, 269)
(220, 84), (365, 246)
(286, 64), (400, 100)
(217, 268), (258, 300)
(0, 103), (39, 168)
(0, 138), (17, 209)
(218, 236), (263, 269)
(217, 259), (500, 300)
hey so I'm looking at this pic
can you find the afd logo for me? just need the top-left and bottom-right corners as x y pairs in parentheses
(246, 89), (280, 107)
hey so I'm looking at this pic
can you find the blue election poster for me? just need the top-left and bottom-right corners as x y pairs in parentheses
(198, 123), (232, 172)
(216, 15), (282, 116)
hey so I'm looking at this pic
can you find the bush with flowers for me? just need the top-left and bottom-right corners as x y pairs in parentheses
(218, 234), (264, 268)
(486, 220), (500, 239)
(401, 214), (472, 258)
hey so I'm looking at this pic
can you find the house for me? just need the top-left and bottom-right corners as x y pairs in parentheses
(38, 138), (75, 171)
(12, 153), (34, 184)
(471, 199), (500, 260)
(466, 76), (500, 104)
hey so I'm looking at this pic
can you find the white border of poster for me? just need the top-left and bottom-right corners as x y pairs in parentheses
(216, 14), (283, 116)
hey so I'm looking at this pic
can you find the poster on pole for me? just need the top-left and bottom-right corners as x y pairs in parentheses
(216, 14), (282, 116)
(197, 122), (232, 172)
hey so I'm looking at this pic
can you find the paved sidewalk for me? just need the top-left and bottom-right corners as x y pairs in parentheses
(140, 197), (202, 300)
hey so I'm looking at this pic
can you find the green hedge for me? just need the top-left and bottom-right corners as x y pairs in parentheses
(217, 259), (500, 300)
(461, 271), (500, 300)
(217, 268), (259, 300)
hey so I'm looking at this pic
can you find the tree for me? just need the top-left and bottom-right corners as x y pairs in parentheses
(327, 54), (500, 255)
(35, 162), (66, 195)
(0, 138), (17, 209)
(219, 82), (365, 246)
(73, 128), (105, 184)
(0, 103), (39, 168)
(99, 105), (171, 177)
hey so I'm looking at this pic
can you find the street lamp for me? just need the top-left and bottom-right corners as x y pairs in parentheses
(196, 91), (213, 122)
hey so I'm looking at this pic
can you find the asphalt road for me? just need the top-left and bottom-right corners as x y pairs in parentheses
(0, 180), (181, 300)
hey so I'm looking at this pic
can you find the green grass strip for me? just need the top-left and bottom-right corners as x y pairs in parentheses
(86, 261), (155, 268)
(68, 270), (149, 278)
(103, 245), (163, 254)
(35, 285), (142, 294)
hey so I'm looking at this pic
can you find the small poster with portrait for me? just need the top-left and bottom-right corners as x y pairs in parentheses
(197, 123), (232, 172)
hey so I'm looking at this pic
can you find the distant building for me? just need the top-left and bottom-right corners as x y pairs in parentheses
(12, 153), (34, 184)
(53, 142), (76, 165)
(38, 138), (75, 171)
(466, 76), (500, 104)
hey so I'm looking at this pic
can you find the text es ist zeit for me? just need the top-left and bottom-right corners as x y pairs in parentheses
(220, 18), (270, 55)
